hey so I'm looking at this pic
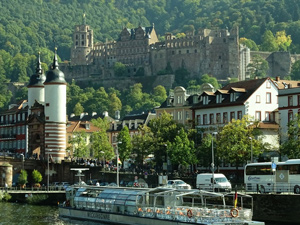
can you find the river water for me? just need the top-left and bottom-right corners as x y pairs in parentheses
(0, 202), (290, 225)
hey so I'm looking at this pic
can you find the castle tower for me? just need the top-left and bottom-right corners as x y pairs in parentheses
(27, 53), (45, 114)
(70, 14), (93, 65)
(44, 48), (67, 162)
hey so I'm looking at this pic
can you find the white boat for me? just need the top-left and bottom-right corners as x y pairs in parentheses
(59, 185), (265, 225)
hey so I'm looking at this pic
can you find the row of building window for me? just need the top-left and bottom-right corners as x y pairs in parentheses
(0, 139), (26, 149)
(196, 111), (275, 125)
(0, 126), (26, 135)
(0, 113), (27, 124)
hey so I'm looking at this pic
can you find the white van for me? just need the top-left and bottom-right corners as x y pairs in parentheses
(196, 173), (231, 192)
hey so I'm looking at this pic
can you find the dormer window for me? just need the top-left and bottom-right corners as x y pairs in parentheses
(230, 92), (236, 102)
(177, 96), (183, 104)
(216, 94), (222, 103)
(203, 96), (209, 105)
(193, 96), (198, 104)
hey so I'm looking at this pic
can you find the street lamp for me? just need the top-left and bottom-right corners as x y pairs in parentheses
(116, 142), (122, 187)
(46, 149), (52, 192)
(249, 137), (253, 163)
(211, 132), (218, 192)
(20, 153), (24, 170)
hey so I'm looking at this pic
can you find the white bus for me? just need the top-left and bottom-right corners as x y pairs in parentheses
(244, 159), (300, 194)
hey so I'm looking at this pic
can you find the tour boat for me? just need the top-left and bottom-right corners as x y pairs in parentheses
(59, 185), (265, 225)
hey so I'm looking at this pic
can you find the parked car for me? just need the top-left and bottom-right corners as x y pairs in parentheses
(60, 182), (70, 189)
(166, 179), (191, 189)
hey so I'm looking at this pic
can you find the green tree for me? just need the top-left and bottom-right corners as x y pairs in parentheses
(275, 30), (292, 51)
(200, 74), (220, 89)
(117, 126), (132, 166)
(73, 102), (84, 116)
(18, 169), (28, 187)
(247, 54), (269, 78)
(108, 92), (122, 117)
(216, 116), (262, 180)
(114, 62), (126, 77)
(91, 117), (114, 162)
(152, 85), (167, 103)
(239, 37), (259, 51)
(132, 125), (155, 170)
(148, 111), (183, 171)
(290, 60), (300, 80)
(32, 169), (42, 185)
(197, 133), (214, 168)
(68, 131), (89, 158)
(167, 128), (196, 168)
(260, 30), (279, 52)
(280, 114), (300, 159)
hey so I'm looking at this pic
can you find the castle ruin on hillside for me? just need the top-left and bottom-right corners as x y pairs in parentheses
(59, 22), (298, 89)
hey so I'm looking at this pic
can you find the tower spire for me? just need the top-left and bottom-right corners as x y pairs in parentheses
(36, 52), (42, 75)
(83, 13), (86, 25)
(52, 47), (59, 69)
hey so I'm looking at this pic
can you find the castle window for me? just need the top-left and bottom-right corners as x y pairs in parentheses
(219, 56), (221, 59)
(46, 103), (50, 107)
(82, 34), (84, 39)
(82, 41), (84, 45)
(46, 116), (49, 120)
(76, 41), (78, 46)
(187, 50), (189, 53)
(76, 35), (78, 39)
(172, 51), (175, 55)
(179, 50), (181, 54)
(194, 49), (197, 53)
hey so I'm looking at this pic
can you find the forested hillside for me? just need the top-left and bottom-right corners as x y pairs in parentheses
(1, 0), (300, 111)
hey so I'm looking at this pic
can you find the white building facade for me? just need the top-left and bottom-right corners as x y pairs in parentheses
(193, 78), (280, 150)
(278, 86), (300, 143)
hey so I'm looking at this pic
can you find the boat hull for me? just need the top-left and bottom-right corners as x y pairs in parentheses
(59, 206), (265, 225)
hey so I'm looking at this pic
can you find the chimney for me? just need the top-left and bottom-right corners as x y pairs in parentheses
(276, 76), (280, 81)
(103, 111), (108, 117)
(80, 112), (85, 120)
(115, 110), (120, 120)
(135, 120), (138, 129)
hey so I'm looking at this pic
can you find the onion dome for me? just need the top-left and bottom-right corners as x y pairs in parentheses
(44, 48), (66, 84)
(27, 52), (46, 87)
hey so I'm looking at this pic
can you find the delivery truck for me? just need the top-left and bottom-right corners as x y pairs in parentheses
(196, 173), (232, 192)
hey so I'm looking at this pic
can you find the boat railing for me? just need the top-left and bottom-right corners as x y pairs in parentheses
(136, 204), (251, 223)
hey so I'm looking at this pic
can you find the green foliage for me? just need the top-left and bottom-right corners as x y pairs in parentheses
(73, 102), (84, 116)
(26, 194), (48, 205)
(167, 128), (196, 166)
(239, 37), (259, 51)
(18, 169), (28, 186)
(117, 126), (133, 165)
(91, 117), (114, 161)
(216, 116), (263, 168)
(114, 62), (126, 77)
(148, 111), (183, 167)
(280, 114), (300, 159)
(247, 54), (269, 78)
(132, 125), (155, 168)
(200, 74), (221, 90)
(290, 60), (300, 80)
(0, 191), (12, 202)
(32, 169), (42, 184)
(260, 30), (279, 52)
(68, 131), (89, 158)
